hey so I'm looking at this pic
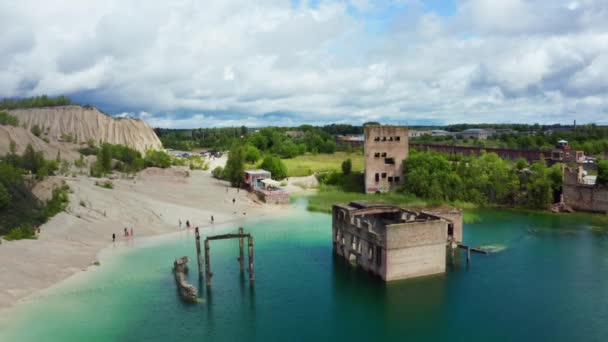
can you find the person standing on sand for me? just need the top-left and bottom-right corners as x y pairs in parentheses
(232, 198), (236, 205)
(179, 219), (182, 230)
(186, 220), (190, 229)
(112, 233), (115, 242)
(211, 215), (214, 223)
(124, 228), (128, 237)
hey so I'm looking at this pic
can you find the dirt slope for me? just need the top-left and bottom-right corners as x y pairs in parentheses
(0, 125), (80, 161)
(8, 106), (162, 153)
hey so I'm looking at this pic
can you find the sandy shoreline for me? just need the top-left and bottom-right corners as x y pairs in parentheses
(0, 165), (291, 312)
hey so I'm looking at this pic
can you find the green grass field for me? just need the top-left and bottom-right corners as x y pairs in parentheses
(282, 152), (364, 177)
(246, 152), (364, 177)
(303, 185), (428, 213)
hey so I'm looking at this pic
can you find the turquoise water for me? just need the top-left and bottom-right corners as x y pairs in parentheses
(2, 201), (608, 341)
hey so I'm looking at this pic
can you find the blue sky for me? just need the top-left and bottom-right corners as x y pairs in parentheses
(1, 0), (607, 128)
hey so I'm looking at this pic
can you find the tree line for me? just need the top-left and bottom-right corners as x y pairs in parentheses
(0, 95), (74, 110)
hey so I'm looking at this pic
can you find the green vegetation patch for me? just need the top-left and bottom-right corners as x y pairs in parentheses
(306, 185), (427, 214)
(280, 152), (363, 177)
(0, 110), (19, 126)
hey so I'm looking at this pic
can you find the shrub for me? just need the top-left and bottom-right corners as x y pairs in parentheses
(31, 124), (42, 137)
(0, 111), (19, 126)
(41, 185), (70, 221)
(145, 150), (172, 168)
(598, 159), (608, 187)
(0, 183), (10, 209)
(212, 166), (224, 179)
(95, 180), (114, 189)
(4, 224), (37, 241)
(341, 158), (352, 175)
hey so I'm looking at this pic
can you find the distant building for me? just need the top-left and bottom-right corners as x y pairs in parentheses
(332, 201), (463, 281)
(458, 128), (491, 140)
(431, 129), (452, 137)
(336, 134), (364, 147)
(549, 140), (585, 164)
(285, 130), (305, 139)
(364, 125), (409, 193)
(408, 130), (432, 138)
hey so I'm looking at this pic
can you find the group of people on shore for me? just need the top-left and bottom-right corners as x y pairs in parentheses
(112, 227), (135, 242)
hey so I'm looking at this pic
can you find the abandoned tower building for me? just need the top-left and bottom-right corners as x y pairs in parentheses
(332, 201), (463, 281)
(364, 125), (409, 194)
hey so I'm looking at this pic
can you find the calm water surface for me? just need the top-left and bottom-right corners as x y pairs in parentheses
(1, 200), (607, 341)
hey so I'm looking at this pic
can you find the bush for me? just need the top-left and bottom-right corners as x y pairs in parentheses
(4, 224), (37, 241)
(95, 180), (114, 189)
(144, 150), (172, 168)
(341, 158), (352, 175)
(598, 160), (608, 187)
(0, 111), (19, 126)
(0, 183), (10, 209)
(212, 166), (224, 179)
(41, 185), (70, 221)
(31, 124), (42, 137)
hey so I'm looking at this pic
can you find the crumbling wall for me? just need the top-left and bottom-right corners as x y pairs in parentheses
(563, 167), (608, 213)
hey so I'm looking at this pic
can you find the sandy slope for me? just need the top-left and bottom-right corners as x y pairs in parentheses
(0, 167), (280, 310)
(8, 105), (162, 153)
(0, 125), (80, 161)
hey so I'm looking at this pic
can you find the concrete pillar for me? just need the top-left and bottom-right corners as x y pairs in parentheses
(205, 239), (211, 287)
(248, 236), (255, 284)
(238, 227), (245, 272)
(195, 227), (203, 279)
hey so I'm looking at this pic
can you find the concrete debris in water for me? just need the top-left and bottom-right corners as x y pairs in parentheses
(173, 256), (198, 303)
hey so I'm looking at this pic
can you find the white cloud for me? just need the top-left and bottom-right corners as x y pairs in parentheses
(0, 0), (606, 126)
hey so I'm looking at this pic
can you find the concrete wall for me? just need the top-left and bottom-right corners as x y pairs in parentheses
(563, 167), (608, 213)
(332, 204), (449, 282)
(423, 209), (463, 242)
(384, 220), (447, 281)
(364, 125), (409, 194)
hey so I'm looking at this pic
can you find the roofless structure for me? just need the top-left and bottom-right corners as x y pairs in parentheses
(332, 201), (465, 281)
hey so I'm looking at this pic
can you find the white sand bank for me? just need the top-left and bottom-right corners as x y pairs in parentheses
(0, 166), (281, 310)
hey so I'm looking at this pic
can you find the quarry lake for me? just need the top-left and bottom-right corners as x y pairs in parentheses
(1, 200), (607, 342)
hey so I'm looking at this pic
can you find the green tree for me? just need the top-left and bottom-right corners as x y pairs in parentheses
(341, 158), (352, 175)
(22, 144), (45, 174)
(597, 160), (608, 186)
(258, 155), (288, 180)
(97, 143), (113, 173)
(245, 145), (262, 164)
(224, 142), (245, 186)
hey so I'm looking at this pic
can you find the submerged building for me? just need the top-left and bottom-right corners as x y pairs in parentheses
(332, 201), (462, 281)
(364, 125), (409, 194)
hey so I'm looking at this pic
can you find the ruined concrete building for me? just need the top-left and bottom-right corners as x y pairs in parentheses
(332, 201), (462, 281)
(364, 125), (409, 194)
(563, 166), (608, 213)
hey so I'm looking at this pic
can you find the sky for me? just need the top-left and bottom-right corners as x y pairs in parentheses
(1, 0), (607, 128)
